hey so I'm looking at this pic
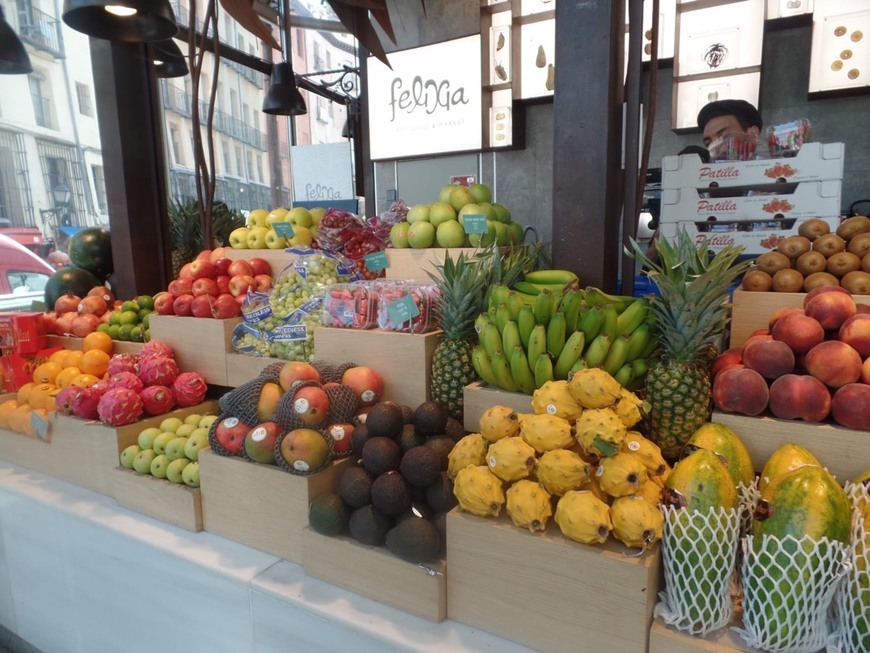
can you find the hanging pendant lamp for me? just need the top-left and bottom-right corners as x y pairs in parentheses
(262, 0), (306, 116)
(0, 7), (32, 74)
(62, 0), (178, 42)
(153, 38), (188, 78)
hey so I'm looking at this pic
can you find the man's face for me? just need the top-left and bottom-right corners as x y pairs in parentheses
(702, 114), (759, 147)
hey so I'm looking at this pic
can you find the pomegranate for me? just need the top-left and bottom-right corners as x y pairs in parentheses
(54, 312), (77, 336)
(108, 371), (144, 394)
(87, 285), (115, 305)
(71, 386), (105, 420)
(106, 353), (139, 377)
(54, 293), (81, 315)
(137, 355), (179, 387)
(97, 387), (144, 426)
(71, 314), (101, 337)
(139, 385), (175, 416)
(172, 372), (207, 407)
(77, 295), (108, 317)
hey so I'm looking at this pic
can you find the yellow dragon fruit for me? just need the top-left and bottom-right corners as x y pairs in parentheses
(453, 465), (506, 517)
(574, 408), (627, 458)
(621, 431), (668, 477)
(519, 413), (574, 453)
(568, 368), (622, 409)
(479, 406), (521, 442)
(531, 380), (584, 420)
(487, 436), (537, 482)
(554, 490), (612, 544)
(536, 449), (591, 496)
(613, 388), (648, 429)
(597, 452), (649, 498)
(506, 480), (553, 533)
(447, 434), (489, 479)
(610, 495), (664, 549)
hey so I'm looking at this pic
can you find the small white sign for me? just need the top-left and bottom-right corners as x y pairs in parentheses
(290, 142), (354, 202)
(367, 35), (482, 160)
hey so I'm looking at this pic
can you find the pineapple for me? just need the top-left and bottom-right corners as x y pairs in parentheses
(168, 198), (203, 278)
(628, 229), (750, 461)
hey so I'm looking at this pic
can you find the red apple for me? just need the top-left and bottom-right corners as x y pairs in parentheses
(179, 262), (195, 279)
(838, 314), (870, 358)
(248, 257), (272, 277)
(190, 294), (214, 318)
(804, 340), (863, 388)
(712, 367), (770, 416)
(278, 361), (321, 391)
(292, 385), (331, 427)
(168, 278), (193, 298)
(209, 247), (228, 264)
(214, 416), (251, 454)
(244, 421), (282, 464)
(211, 293), (241, 319)
(805, 291), (857, 331)
(216, 275), (231, 294)
(341, 366), (384, 406)
(191, 277), (220, 297)
(831, 383), (870, 430)
(228, 274), (256, 297)
(235, 294), (247, 306)
(768, 374), (831, 422)
(154, 292), (175, 316)
(227, 259), (254, 278)
(214, 257), (232, 276)
(254, 274), (272, 292)
(196, 249), (212, 261)
(189, 259), (217, 280)
(326, 422), (354, 455)
(172, 293), (195, 317)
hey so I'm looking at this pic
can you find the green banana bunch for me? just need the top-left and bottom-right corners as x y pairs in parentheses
(488, 283), (511, 313)
(491, 351), (520, 392)
(509, 345), (536, 394)
(502, 320), (522, 355)
(517, 305), (535, 349)
(524, 269), (579, 285)
(584, 286), (638, 314)
(481, 322), (503, 360)
(534, 353), (554, 388)
(534, 289), (555, 325)
(553, 330), (585, 380)
(472, 346), (499, 387)
(560, 289), (584, 333)
(546, 310), (567, 359)
(527, 324), (547, 369)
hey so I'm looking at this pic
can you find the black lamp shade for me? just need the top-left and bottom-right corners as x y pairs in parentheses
(262, 62), (307, 116)
(153, 39), (187, 78)
(0, 9), (32, 74)
(63, 0), (178, 42)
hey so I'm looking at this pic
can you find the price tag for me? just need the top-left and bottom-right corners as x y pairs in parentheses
(30, 410), (50, 441)
(273, 222), (295, 238)
(386, 294), (420, 325)
(462, 214), (488, 234)
(364, 251), (390, 272)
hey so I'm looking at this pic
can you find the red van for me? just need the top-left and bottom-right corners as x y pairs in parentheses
(0, 234), (55, 312)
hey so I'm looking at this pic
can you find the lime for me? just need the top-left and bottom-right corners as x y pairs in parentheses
(129, 326), (144, 343)
(138, 308), (151, 323)
(117, 324), (134, 341)
(96, 323), (111, 334)
(142, 313), (151, 329)
(108, 311), (122, 326)
(107, 324), (120, 340)
(144, 328), (151, 342)
(119, 310), (139, 326)
(121, 300), (140, 313)
(136, 295), (155, 311)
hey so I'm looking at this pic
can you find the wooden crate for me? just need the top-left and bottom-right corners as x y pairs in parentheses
(447, 509), (661, 653)
(462, 381), (533, 432)
(198, 449), (350, 562)
(111, 466), (203, 531)
(148, 315), (240, 386)
(224, 352), (284, 387)
(712, 410), (867, 480)
(385, 247), (509, 282)
(302, 528), (447, 622)
(44, 334), (143, 356)
(729, 289), (870, 348)
(649, 619), (747, 653)
(314, 327), (441, 408)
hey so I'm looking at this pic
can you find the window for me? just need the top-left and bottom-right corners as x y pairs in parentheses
(91, 164), (107, 213)
(296, 29), (304, 56)
(235, 145), (243, 177)
(75, 83), (94, 117)
(170, 125), (183, 165)
(230, 89), (239, 118)
(246, 150), (253, 183)
(256, 154), (264, 183)
(29, 74), (54, 129)
(222, 139), (231, 173)
(7, 271), (50, 293)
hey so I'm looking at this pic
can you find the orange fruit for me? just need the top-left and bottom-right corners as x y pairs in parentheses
(44, 389), (59, 413)
(8, 404), (32, 434)
(49, 350), (69, 366)
(80, 349), (110, 378)
(33, 361), (62, 384)
(70, 373), (100, 388)
(83, 331), (113, 354)
(0, 399), (18, 429)
(62, 350), (85, 369)
(55, 366), (82, 389)
(27, 383), (55, 410)
(16, 382), (35, 405)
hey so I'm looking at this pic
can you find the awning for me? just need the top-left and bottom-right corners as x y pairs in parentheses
(59, 226), (85, 237)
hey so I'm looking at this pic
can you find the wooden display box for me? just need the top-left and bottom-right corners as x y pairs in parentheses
(198, 449), (350, 562)
(45, 334), (143, 356)
(302, 528), (447, 623)
(729, 289), (870, 349)
(712, 410), (867, 481)
(148, 315), (240, 386)
(224, 352), (284, 387)
(649, 618), (746, 653)
(462, 381), (533, 432)
(385, 247), (505, 282)
(111, 467), (203, 531)
(314, 327), (441, 408)
(447, 509), (661, 653)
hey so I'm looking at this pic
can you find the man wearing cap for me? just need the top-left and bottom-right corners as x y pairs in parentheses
(697, 98), (763, 148)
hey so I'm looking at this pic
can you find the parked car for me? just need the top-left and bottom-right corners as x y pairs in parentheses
(0, 234), (55, 312)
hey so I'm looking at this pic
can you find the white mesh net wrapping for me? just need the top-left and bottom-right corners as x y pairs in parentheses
(830, 482), (870, 653)
(655, 505), (741, 636)
(735, 533), (849, 653)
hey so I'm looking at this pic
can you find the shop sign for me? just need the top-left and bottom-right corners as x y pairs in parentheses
(291, 142), (354, 203)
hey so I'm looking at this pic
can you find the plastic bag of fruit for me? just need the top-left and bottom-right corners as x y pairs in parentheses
(321, 281), (380, 329)
(270, 248), (353, 320)
(267, 302), (322, 361)
(231, 322), (272, 357)
(376, 282), (440, 334)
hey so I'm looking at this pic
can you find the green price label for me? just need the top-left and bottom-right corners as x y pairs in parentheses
(273, 222), (295, 238)
(462, 214), (488, 234)
(364, 251), (389, 272)
(30, 410), (50, 441)
(386, 294), (420, 325)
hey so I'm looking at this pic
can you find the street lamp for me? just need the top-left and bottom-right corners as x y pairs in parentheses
(52, 183), (72, 226)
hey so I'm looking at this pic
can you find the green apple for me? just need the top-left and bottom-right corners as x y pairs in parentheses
(164, 436), (189, 461)
(493, 221), (510, 246)
(449, 185), (475, 212)
(468, 220), (497, 247)
(228, 227), (250, 249)
(286, 207), (313, 228)
(436, 219), (466, 248)
(175, 423), (197, 438)
(407, 221), (436, 249)
(150, 454), (170, 479)
(439, 183), (458, 203)
(309, 207), (326, 226)
(184, 428), (210, 462)
(246, 226), (270, 249)
(264, 230), (287, 249)
(390, 222), (410, 248)
(183, 413), (203, 426)
(247, 209), (269, 228)
(289, 226), (314, 247)
(132, 448), (157, 474)
(159, 417), (184, 434)
(198, 414), (218, 430)
(507, 221), (524, 245)
(137, 427), (162, 450)
(407, 204), (430, 224)
(120, 444), (141, 469)
(265, 207), (288, 226)
(492, 202), (512, 223)
(469, 183), (492, 204)
(477, 201), (497, 223)
(166, 457), (190, 483)
(152, 431), (176, 455)
(429, 202), (457, 227)
(182, 461), (201, 488)
(458, 203), (484, 224)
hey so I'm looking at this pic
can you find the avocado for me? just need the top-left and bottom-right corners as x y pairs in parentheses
(413, 401), (450, 436)
(349, 505), (393, 546)
(445, 416), (467, 443)
(395, 502), (434, 524)
(431, 511), (448, 555)
(400, 404), (415, 424)
(338, 465), (375, 508)
(425, 471), (458, 513)
(308, 493), (350, 536)
(350, 421), (370, 456)
(399, 446), (442, 487)
(385, 517), (442, 563)
(365, 401), (405, 439)
(424, 435), (455, 471)
(396, 423), (426, 453)
(362, 436), (401, 476)
(371, 471), (412, 516)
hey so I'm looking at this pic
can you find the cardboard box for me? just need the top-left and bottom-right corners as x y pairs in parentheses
(149, 315), (240, 386)
(462, 381), (533, 432)
(313, 327), (441, 408)
(384, 247), (510, 282)
(0, 347), (58, 392)
(662, 142), (845, 189)
(447, 509), (661, 653)
(0, 313), (46, 354)
(302, 528), (447, 622)
(111, 466), (203, 531)
(198, 449), (350, 562)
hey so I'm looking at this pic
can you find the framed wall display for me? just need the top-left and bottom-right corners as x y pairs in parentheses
(519, 18), (556, 99)
(490, 24), (512, 85)
(625, 0), (677, 63)
(520, 0), (555, 17)
(766, 0), (814, 20)
(672, 72), (761, 129)
(809, 2), (870, 94)
(675, 0), (764, 77)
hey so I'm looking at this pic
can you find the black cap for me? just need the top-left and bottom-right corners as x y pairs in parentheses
(697, 99), (762, 130)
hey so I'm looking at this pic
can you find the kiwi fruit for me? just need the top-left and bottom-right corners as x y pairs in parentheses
(803, 271), (840, 291)
(826, 251), (862, 278)
(755, 251), (792, 275)
(772, 268), (805, 292)
(777, 235), (811, 259)
(798, 218), (831, 241)
(847, 232), (870, 259)
(841, 270), (870, 295)
(795, 250), (828, 277)
(813, 233), (847, 258)
(836, 215), (870, 241)
(742, 269), (773, 292)
(864, 253), (870, 274)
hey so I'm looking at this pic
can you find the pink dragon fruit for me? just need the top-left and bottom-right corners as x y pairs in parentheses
(137, 355), (179, 387)
(106, 353), (139, 377)
(91, 379), (111, 395)
(97, 387), (144, 426)
(139, 340), (175, 360)
(55, 386), (82, 416)
(71, 386), (106, 420)
(140, 385), (175, 416)
(172, 372), (208, 407)
(109, 371), (144, 394)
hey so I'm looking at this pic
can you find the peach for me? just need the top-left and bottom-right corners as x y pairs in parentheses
(804, 290), (857, 330)
(804, 340), (863, 388)
(771, 312), (825, 355)
(838, 314), (870, 358)
(768, 306), (804, 331)
(712, 367), (770, 416)
(863, 357), (870, 384)
(742, 338), (795, 379)
(803, 284), (850, 308)
(830, 384), (870, 430)
(768, 374), (831, 423)
(711, 348), (744, 380)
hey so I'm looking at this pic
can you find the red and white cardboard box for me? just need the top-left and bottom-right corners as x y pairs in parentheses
(662, 142), (845, 189)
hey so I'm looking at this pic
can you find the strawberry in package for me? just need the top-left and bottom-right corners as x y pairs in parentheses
(376, 282), (440, 334)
